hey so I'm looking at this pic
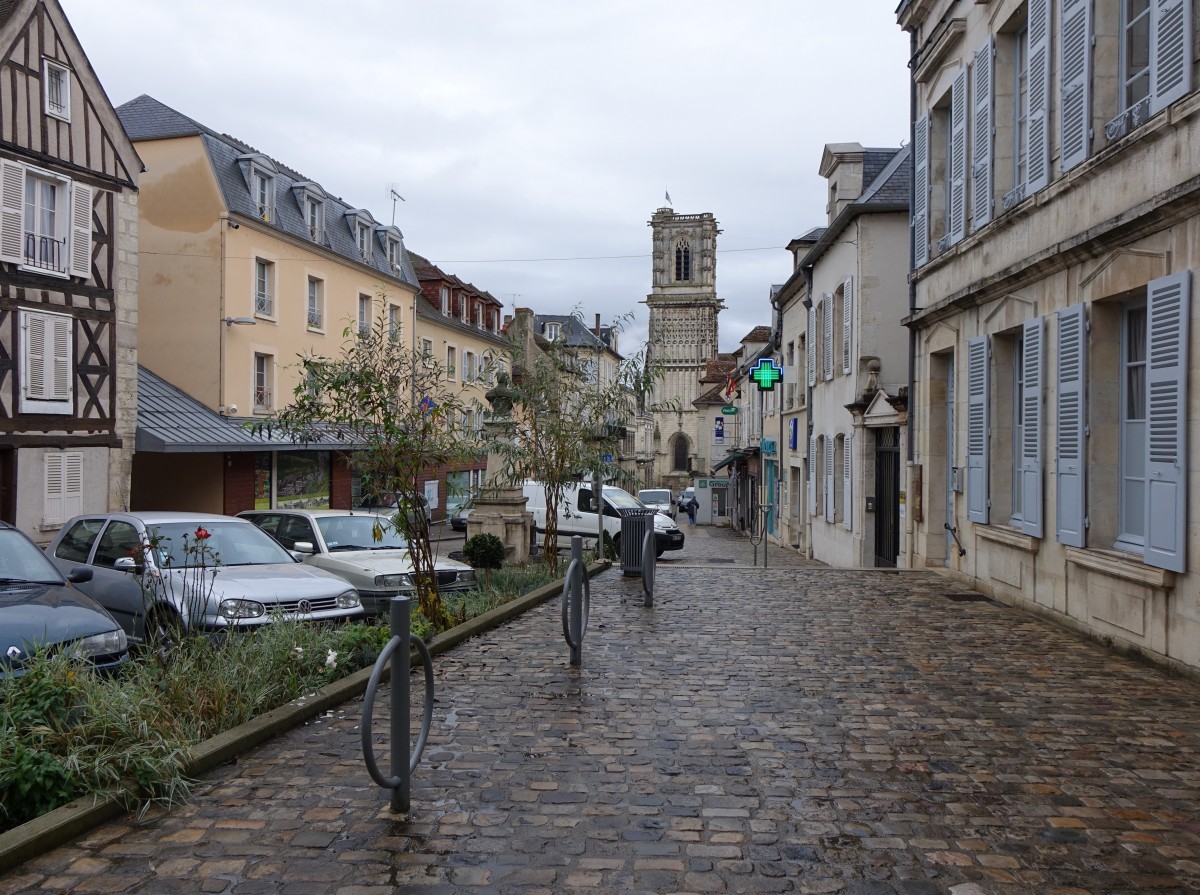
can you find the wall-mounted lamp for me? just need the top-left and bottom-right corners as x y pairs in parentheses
(227, 220), (240, 229)
(224, 316), (256, 326)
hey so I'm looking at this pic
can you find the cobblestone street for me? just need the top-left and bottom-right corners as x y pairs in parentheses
(4, 526), (1200, 894)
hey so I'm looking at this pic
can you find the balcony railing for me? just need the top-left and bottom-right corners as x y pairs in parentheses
(1105, 96), (1151, 144)
(255, 292), (273, 316)
(307, 308), (322, 328)
(253, 386), (272, 411)
(23, 233), (67, 274)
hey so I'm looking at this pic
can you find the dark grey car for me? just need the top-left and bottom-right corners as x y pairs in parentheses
(0, 522), (128, 678)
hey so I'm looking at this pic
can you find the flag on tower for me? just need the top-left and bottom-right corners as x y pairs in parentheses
(664, 190), (673, 206)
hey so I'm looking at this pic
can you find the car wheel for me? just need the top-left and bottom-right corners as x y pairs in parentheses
(656, 549), (664, 558)
(146, 606), (184, 653)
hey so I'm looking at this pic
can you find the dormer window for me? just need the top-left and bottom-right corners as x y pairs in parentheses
(674, 238), (691, 281)
(545, 322), (561, 340)
(381, 225), (404, 273)
(238, 153), (278, 223)
(43, 60), (70, 121)
(440, 286), (450, 315)
(344, 209), (375, 262)
(306, 196), (323, 240)
(356, 222), (371, 259)
(461, 296), (469, 323)
(475, 304), (483, 328)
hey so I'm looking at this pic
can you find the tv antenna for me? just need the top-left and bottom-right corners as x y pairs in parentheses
(388, 186), (405, 225)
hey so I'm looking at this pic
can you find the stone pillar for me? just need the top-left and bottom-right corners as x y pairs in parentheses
(468, 374), (533, 563)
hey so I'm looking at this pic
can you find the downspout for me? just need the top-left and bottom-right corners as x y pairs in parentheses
(801, 263), (815, 559)
(905, 25), (919, 569)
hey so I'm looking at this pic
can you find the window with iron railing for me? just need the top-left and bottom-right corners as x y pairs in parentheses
(253, 353), (273, 412)
(254, 259), (274, 316)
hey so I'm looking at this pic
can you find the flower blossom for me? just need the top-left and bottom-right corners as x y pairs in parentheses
(194, 527), (211, 540)
(325, 649), (337, 670)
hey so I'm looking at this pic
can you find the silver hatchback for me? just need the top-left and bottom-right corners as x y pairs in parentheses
(45, 512), (363, 644)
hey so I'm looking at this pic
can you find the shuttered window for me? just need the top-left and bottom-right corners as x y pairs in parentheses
(1055, 304), (1088, 547)
(841, 277), (853, 375)
(822, 294), (834, 381)
(1027, 0), (1052, 192)
(966, 336), (990, 524)
(1150, 0), (1192, 114)
(807, 304), (817, 387)
(1060, 0), (1093, 172)
(971, 39), (995, 230)
(807, 434), (817, 516)
(44, 451), (83, 526)
(824, 433), (835, 522)
(948, 67), (969, 245)
(913, 115), (930, 266)
(20, 309), (72, 415)
(0, 160), (90, 279)
(842, 432), (853, 531)
(1019, 317), (1045, 537)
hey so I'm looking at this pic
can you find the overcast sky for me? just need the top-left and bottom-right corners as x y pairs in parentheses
(62, 0), (911, 355)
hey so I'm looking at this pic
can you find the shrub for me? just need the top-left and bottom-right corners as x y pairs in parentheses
(462, 533), (506, 586)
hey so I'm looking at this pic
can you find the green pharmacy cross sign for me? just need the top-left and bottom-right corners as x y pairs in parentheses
(750, 358), (783, 391)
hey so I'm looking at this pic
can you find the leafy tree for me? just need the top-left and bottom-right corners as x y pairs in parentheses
(254, 304), (480, 631)
(462, 533), (505, 586)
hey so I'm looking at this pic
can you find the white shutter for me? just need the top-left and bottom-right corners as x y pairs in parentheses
(51, 314), (72, 402)
(1020, 317), (1045, 538)
(808, 434), (816, 516)
(1059, 0), (1092, 173)
(824, 433), (835, 522)
(1027, 0), (1052, 192)
(69, 182), (92, 279)
(948, 66), (968, 245)
(1151, 0), (1192, 114)
(841, 277), (853, 375)
(1055, 304), (1088, 547)
(822, 294), (833, 381)
(913, 115), (930, 266)
(807, 304), (816, 387)
(44, 453), (64, 526)
(966, 336), (990, 524)
(25, 313), (47, 400)
(0, 160), (24, 264)
(843, 433), (853, 531)
(63, 452), (83, 519)
(1144, 271), (1190, 572)
(971, 39), (995, 231)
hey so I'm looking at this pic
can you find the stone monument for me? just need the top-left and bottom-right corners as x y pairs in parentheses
(467, 372), (534, 562)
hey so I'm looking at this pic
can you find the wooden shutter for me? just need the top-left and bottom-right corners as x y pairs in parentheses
(948, 67), (968, 245)
(0, 160), (23, 264)
(44, 453), (64, 526)
(50, 313), (71, 402)
(913, 115), (930, 266)
(808, 434), (817, 516)
(1144, 271), (1190, 572)
(25, 313), (46, 399)
(1059, 0), (1092, 172)
(69, 182), (92, 279)
(843, 433), (853, 531)
(966, 336), (990, 524)
(807, 305), (816, 387)
(822, 294), (833, 380)
(825, 433), (835, 522)
(1055, 304), (1088, 547)
(1027, 0), (1052, 192)
(1151, 0), (1192, 114)
(63, 452), (82, 519)
(971, 39), (995, 231)
(841, 278), (853, 375)
(1020, 317), (1045, 537)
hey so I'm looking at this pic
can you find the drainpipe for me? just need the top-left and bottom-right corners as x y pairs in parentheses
(905, 25), (919, 569)
(801, 263), (815, 559)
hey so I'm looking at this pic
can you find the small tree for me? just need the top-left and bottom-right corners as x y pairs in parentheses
(462, 533), (505, 586)
(255, 304), (480, 631)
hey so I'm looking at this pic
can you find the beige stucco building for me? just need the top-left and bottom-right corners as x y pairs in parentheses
(899, 0), (1200, 672)
(0, 0), (141, 542)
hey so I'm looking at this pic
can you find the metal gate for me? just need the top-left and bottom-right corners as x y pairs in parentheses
(874, 427), (900, 567)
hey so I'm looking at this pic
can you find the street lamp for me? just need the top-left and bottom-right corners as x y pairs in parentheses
(223, 316), (256, 326)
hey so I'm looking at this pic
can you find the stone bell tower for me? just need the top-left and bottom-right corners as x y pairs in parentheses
(644, 208), (724, 490)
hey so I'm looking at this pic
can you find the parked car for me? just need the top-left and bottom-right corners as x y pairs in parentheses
(1, 521), (129, 677)
(522, 481), (684, 556)
(638, 488), (677, 521)
(45, 512), (363, 644)
(355, 492), (433, 526)
(238, 509), (476, 616)
(677, 487), (696, 511)
(450, 500), (473, 533)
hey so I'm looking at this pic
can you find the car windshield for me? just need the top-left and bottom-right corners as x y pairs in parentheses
(0, 529), (63, 584)
(601, 487), (644, 510)
(148, 521), (295, 568)
(640, 490), (671, 504)
(316, 515), (408, 551)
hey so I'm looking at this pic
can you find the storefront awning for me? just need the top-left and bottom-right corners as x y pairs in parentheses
(710, 451), (745, 474)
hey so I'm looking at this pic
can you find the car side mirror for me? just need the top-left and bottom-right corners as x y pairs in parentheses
(292, 541), (315, 555)
(111, 557), (141, 575)
(66, 566), (94, 584)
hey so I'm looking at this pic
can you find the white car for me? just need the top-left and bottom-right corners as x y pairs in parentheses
(239, 509), (476, 616)
(638, 488), (677, 521)
(45, 512), (363, 643)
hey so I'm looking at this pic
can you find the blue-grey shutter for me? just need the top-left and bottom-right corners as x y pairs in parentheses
(966, 336), (990, 524)
(1027, 0), (1052, 192)
(1151, 0), (1192, 114)
(822, 294), (834, 381)
(1059, 0), (1092, 172)
(808, 434), (817, 516)
(825, 433), (835, 522)
(913, 115), (930, 266)
(1056, 304), (1088, 547)
(948, 67), (969, 245)
(841, 277), (853, 375)
(807, 305), (816, 387)
(1020, 317), (1045, 537)
(843, 433), (853, 531)
(1144, 270), (1190, 572)
(971, 39), (995, 230)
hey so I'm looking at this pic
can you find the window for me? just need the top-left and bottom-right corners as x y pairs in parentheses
(254, 259), (274, 316)
(252, 168), (273, 222)
(821, 293), (833, 381)
(447, 345), (457, 380)
(307, 277), (323, 329)
(1118, 300), (1148, 549)
(2, 161), (91, 279)
(20, 309), (72, 415)
(306, 196), (323, 242)
(356, 222), (371, 260)
(1010, 331), (1025, 523)
(1122, 0), (1152, 109)
(460, 296), (469, 322)
(1104, 0), (1192, 141)
(463, 350), (475, 382)
(475, 304), (483, 328)
(43, 60), (70, 121)
(422, 338), (433, 358)
(358, 294), (372, 337)
(544, 322), (561, 340)
(387, 237), (401, 270)
(440, 286), (450, 315)
(1014, 25), (1029, 189)
(834, 434), (845, 525)
(43, 452), (82, 527)
(674, 239), (691, 281)
(253, 354), (273, 412)
(672, 434), (690, 471)
(388, 305), (400, 342)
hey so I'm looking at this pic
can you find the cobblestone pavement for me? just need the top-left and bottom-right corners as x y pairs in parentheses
(6, 527), (1200, 894)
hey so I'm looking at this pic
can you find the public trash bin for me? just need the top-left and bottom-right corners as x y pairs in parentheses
(617, 507), (656, 577)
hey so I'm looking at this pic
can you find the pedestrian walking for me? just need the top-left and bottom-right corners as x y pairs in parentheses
(685, 495), (698, 525)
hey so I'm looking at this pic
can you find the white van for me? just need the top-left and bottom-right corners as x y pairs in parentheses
(522, 481), (685, 556)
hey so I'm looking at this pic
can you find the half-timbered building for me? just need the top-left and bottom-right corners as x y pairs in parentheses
(0, 0), (140, 542)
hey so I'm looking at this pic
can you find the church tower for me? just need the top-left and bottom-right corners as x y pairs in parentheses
(645, 208), (723, 490)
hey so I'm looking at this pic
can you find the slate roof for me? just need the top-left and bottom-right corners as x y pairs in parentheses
(741, 325), (772, 344)
(116, 95), (419, 290)
(137, 366), (352, 453)
(857, 145), (911, 205)
(534, 314), (620, 357)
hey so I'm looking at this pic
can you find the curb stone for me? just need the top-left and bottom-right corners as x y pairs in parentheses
(0, 560), (610, 873)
